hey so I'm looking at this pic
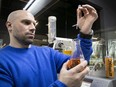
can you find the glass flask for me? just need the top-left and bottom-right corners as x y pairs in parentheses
(67, 38), (85, 69)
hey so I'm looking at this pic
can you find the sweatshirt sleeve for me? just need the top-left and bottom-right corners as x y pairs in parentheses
(0, 67), (13, 87)
(48, 80), (67, 87)
(78, 34), (93, 62)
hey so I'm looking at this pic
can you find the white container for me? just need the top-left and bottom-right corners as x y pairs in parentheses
(48, 16), (57, 44)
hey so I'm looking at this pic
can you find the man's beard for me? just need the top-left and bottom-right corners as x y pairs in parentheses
(15, 35), (34, 46)
(23, 39), (33, 45)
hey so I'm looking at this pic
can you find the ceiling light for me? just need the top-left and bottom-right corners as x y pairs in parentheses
(23, 0), (52, 15)
(23, 0), (35, 10)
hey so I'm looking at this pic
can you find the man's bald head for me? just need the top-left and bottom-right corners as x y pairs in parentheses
(6, 10), (36, 47)
(7, 10), (34, 22)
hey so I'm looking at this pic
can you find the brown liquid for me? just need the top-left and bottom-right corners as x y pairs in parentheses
(67, 58), (80, 69)
(105, 57), (114, 78)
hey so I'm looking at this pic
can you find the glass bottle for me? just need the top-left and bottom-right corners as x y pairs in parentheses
(63, 46), (72, 56)
(67, 38), (85, 69)
(105, 55), (115, 78)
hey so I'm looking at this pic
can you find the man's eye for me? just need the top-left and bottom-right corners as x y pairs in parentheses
(23, 21), (31, 25)
(21, 20), (36, 26)
(21, 20), (31, 25)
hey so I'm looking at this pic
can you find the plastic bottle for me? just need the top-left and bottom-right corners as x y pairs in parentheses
(67, 38), (85, 69)
(48, 16), (56, 44)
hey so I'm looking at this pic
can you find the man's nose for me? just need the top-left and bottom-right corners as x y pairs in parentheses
(29, 23), (36, 31)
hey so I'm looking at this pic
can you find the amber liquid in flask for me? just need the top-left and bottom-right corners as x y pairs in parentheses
(67, 39), (84, 69)
(67, 58), (81, 69)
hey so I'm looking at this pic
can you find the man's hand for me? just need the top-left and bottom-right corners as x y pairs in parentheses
(77, 4), (98, 34)
(59, 60), (90, 87)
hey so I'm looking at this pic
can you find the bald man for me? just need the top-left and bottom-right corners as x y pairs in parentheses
(0, 4), (98, 87)
(6, 10), (36, 48)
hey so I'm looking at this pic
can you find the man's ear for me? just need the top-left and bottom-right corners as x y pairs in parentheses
(6, 21), (12, 32)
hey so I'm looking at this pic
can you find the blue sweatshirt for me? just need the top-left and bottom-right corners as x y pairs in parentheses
(0, 36), (92, 87)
